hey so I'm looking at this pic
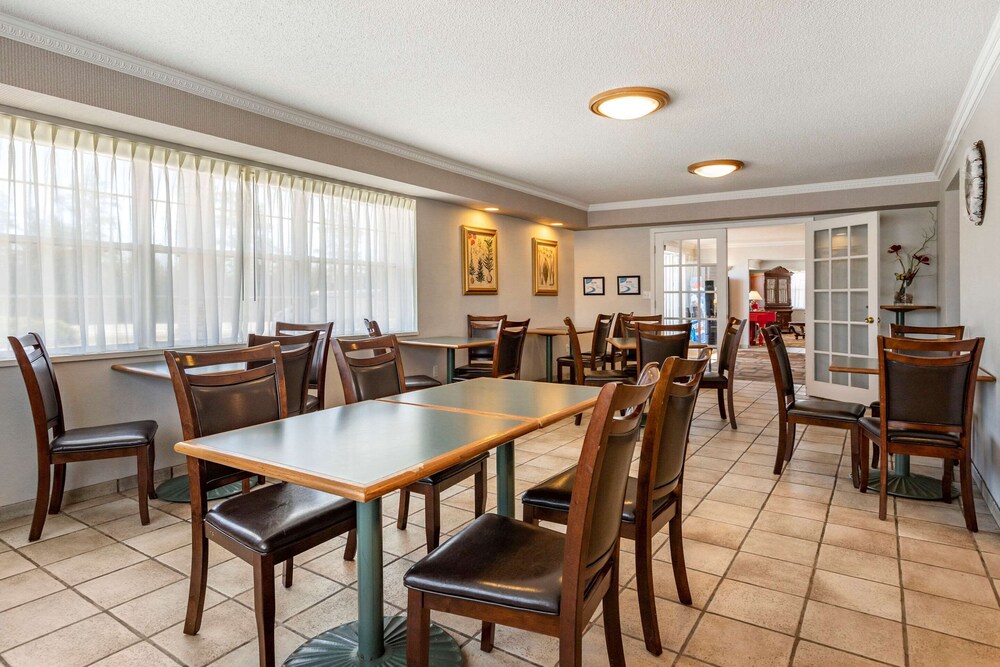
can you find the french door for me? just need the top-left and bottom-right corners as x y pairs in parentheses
(806, 213), (879, 403)
(652, 229), (728, 346)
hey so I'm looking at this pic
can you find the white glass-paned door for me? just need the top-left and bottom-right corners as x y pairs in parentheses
(653, 229), (727, 346)
(806, 213), (879, 403)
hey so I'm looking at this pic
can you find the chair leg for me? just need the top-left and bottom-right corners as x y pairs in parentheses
(559, 623), (584, 667)
(343, 529), (357, 561)
(859, 433), (870, 493)
(480, 621), (495, 652)
(668, 507), (691, 605)
(773, 419), (788, 475)
(601, 557), (626, 667)
(474, 463), (487, 517)
(726, 383), (737, 430)
(635, 522), (665, 655)
(878, 444), (890, 521)
(241, 479), (251, 494)
(424, 488), (441, 552)
(785, 422), (796, 462)
(959, 456), (978, 532)
(871, 442), (880, 469)
(407, 589), (430, 667)
(575, 413), (583, 426)
(136, 448), (151, 525)
(256, 475), (266, 486)
(522, 504), (537, 525)
(716, 387), (727, 421)
(942, 459), (954, 503)
(252, 556), (277, 667)
(29, 462), (51, 542)
(283, 557), (294, 588)
(147, 443), (158, 500)
(48, 463), (66, 515)
(184, 522), (210, 635)
(396, 490), (411, 530)
(849, 426), (861, 489)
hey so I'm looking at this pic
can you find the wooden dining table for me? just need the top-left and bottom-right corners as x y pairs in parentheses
(397, 336), (494, 383)
(174, 378), (600, 666)
(526, 325), (593, 382)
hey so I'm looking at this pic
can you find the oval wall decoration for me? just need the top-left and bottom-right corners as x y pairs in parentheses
(964, 140), (986, 225)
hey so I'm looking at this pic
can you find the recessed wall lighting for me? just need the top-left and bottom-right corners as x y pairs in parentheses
(550, 222), (564, 227)
(589, 87), (670, 120)
(483, 207), (499, 212)
(687, 159), (745, 178)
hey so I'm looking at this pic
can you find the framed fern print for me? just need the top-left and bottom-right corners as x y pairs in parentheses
(532, 238), (558, 296)
(461, 225), (499, 294)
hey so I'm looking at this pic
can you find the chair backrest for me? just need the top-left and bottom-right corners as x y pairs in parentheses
(274, 321), (334, 405)
(716, 317), (746, 376)
(333, 334), (406, 403)
(564, 316), (587, 385)
(889, 324), (964, 340)
(589, 314), (614, 368)
(622, 314), (664, 339)
(364, 319), (382, 336)
(8, 333), (66, 450)
(612, 312), (634, 338)
(165, 343), (288, 441)
(468, 314), (507, 363)
(637, 355), (710, 510)
(561, 363), (659, 606)
(636, 322), (691, 370)
(492, 320), (530, 379)
(762, 324), (796, 407)
(248, 331), (318, 416)
(879, 336), (983, 436)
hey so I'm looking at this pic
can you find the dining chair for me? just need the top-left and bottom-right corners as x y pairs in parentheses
(364, 319), (441, 390)
(698, 317), (746, 429)
(7, 333), (158, 542)
(621, 314), (663, 375)
(453, 320), (531, 381)
(859, 335), (984, 530)
(557, 313), (613, 382)
(165, 343), (357, 667)
(522, 356), (708, 655)
(605, 311), (634, 369)
(460, 314), (507, 369)
(404, 366), (659, 667)
(635, 321), (691, 370)
(332, 334), (489, 551)
(274, 321), (334, 411)
(563, 317), (630, 423)
(247, 331), (318, 416)
(761, 325), (866, 480)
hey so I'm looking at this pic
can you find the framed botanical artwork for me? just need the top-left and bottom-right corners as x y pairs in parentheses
(582, 276), (605, 295)
(532, 238), (558, 295)
(617, 275), (641, 295)
(461, 225), (499, 294)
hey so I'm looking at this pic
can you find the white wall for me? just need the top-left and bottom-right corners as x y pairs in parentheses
(573, 227), (654, 331)
(877, 208), (940, 333)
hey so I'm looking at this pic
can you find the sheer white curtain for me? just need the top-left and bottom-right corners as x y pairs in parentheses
(790, 270), (806, 309)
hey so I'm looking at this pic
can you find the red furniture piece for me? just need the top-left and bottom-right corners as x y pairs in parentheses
(748, 311), (776, 346)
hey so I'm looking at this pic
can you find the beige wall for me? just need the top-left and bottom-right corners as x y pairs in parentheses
(573, 228), (654, 331)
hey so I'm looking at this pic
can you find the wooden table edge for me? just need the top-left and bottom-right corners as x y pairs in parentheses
(397, 339), (495, 349)
(111, 363), (166, 379)
(527, 328), (594, 335)
(376, 394), (598, 427)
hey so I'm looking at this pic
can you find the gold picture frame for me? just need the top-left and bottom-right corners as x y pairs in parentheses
(532, 238), (558, 296)
(461, 225), (499, 294)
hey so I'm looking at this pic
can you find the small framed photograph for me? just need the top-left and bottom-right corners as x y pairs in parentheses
(617, 275), (641, 295)
(582, 276), (605, 296)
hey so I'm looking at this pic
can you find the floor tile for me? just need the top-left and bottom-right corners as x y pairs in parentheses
(679, 516), (748, 550)
(46, 543), (148, 586)
(598, 592), (700, 653)
(0, 514), (87, 549)
(654, 538), (735, 576)
(90, 641), (179, 666)
(822, 523), (898, 558)
(684, 613), (795, 667)
(0, 589), (99, 652)
(905, 589), (1000, 647)
(236, 569), (344, 622)
(17, 527), (115, 566)
(581, 625), (676, 666)
(897, 517), (977, 549)
(110, 579), (225, 636)
(706, 579), (804, 634)
(792, 640), (886, 666)
(740, 529), (818, 566)
(0, 568), (65, 612)
(122, 521), (193, 557)
(901, 560), (998, 608)
(76, 559), (183, 609)
(151, 600), (258, 667)
(726, 551), (812, 597)
(208, 626), (305, 666)
(809, 569), (902, 621)
(754, 510), (825, 541)
(690, 499), (759, 528)
(1, 614), (138, 667)
(907, 626), (1000, 667)
(625, 559), (719, 609)
(816, 544), (900, 585)
(0, 551), (34, 580)
(899, 536), (985, 575)
(95, 509), (180, 542)
(763, 495), (829, 521)
(799, 600), (904, 666)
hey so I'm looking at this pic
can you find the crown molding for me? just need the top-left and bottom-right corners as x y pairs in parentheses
(0, 14), (589, 211)
(588, 172), (939, 212)
(728, 239), (804, 249)
(933, 7), (1000, 179)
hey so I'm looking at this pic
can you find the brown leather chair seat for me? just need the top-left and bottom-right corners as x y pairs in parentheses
(451, 366), (492, 381)
(50, 420), (158, 453)
(415, 452), (488, 485)
(520, 468), (676, 525)
(404, 513), (565, 614)
(304, 395), (320, 413)
(698, 371), (726, 386)
(788, 398), (865, 423)
(859, 417), (960, 447)
(205, 483), (355, 554)
(404, 374), (442, 390)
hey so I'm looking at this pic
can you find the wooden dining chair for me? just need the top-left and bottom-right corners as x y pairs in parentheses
(605, 311), (634, 369)
(860, 336), (984, 530)
(522, 356), (708, 654)
(7, 333), (158, 542)
(247, 332), (318, 417)
(698, 317), (746, 429)
(364, 319), (441, 390)
(563, 317), (630, 423)
(621, 314), (663, 375)
(635, 321), (691, 370)
(557, 313), (613, 382)
(457, 314), (507, 371)
(454, 320), (531, 381)
(761, 325), (866, 481)
(274, 321), (334, 411)
(332, 334), (489, 552)
(404, 366), (659, 667)
(166, 343), (357, 667)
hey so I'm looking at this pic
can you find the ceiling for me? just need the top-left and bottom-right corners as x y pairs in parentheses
(1, 1), (997, 207)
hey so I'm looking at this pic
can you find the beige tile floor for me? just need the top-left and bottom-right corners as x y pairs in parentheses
(2, 378), (1000, 666)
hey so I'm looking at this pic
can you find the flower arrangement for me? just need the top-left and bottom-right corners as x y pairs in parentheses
(888, 225), (936, 304)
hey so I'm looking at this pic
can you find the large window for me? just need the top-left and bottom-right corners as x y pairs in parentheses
(0, 113), (417, 358)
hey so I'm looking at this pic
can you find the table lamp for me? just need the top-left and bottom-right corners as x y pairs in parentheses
(749, 290), (763, 311)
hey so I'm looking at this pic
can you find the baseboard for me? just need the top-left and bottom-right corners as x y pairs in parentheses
(972, 462), (1000, 528)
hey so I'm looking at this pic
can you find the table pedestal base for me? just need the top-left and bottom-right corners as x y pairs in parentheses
(283, 616), (460, 666)
(866, 470), (957, 500)
(154, 475), (255, 503)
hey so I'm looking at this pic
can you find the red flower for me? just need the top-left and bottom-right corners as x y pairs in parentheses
(887, 244), (902, 253)
(914, 254), (930, 265)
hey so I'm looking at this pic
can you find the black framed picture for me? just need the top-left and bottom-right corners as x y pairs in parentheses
(582, 276), (605, 295)
(617, 275), (641, 295)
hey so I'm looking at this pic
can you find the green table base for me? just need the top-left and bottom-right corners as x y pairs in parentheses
(154, 475), (256, 503)
(866, 469), (957, 500)
(283, 615), (460, 666)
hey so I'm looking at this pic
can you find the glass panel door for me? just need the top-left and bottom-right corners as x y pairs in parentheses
(653, 230), (727, 346)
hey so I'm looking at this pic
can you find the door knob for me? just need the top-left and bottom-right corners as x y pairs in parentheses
(864, 316), (875, 324)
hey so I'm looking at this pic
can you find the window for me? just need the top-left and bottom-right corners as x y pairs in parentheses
(0, 113), (417, 358)
(790, 270), (806, 310)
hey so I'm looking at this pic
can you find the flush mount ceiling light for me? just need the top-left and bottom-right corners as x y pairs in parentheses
(483, 207), (499, 212)
(589, 87), (670, 120)
(687, 159), (745, 178)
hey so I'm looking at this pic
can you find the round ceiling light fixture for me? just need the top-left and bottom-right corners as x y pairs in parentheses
(687, 159), (745, 178)
(589, 87), (670, 120)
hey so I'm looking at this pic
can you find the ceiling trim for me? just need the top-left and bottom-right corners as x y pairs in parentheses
(0, 13), (589, 211)
(933, 6), (1000, 179)
(728, 239), (804, 249)
(588, 172), (939, 211)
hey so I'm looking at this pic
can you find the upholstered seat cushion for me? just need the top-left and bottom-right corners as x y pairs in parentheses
(404, 513), (565, 614)
(699, 371), (728, 387)
(452, 366), (492, 380)
(206, 483), (354, 554)
(583, 369), (630, 386)
(304, 395), (320, 413)
(521, 467), (675, 524)
(50, 420), (158, 454)
(404, 374), (442, 390)
(859, 417), (961, 447)
(787, 398), (865, 422)
(413, 452), (489, 485)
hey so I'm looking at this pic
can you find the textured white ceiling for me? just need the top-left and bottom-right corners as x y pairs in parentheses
(1, 1), (997, 205)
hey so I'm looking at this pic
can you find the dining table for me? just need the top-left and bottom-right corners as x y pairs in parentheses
(397, 336), (494, 383)
(526, 324), (593, 382)
(174, 377), (600, 666)
(828, 358), (995, 500)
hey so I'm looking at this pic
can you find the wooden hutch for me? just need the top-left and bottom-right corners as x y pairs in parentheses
(762, 266), (793, 331)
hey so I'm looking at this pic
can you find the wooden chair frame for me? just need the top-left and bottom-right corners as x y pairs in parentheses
(466, 314), (507, 366)
(248, 331), (319, 416)
(557, 313), (612, 382)
(274, 321), (334, 410)
(635, 322), (692, 371)
(699, 316), (746, 429)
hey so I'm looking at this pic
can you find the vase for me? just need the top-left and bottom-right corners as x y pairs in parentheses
(894, 288), (913, 305)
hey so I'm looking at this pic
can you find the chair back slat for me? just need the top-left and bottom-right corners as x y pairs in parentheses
(612, 312), (634, 338)
(563, 316), (586, 385)
(364, 319), (382, 336)
(468, 314), (507, 363)
(493, 321), (530, 379)
(8, 333), (65, 433)
(589, 314), (614, 367)
(248, 332), (318, 416)
(762, 324), (796, 404)
(333, 334), (406, 403)
(717, 317), (746, 376)
(275, 321), (333, 392)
